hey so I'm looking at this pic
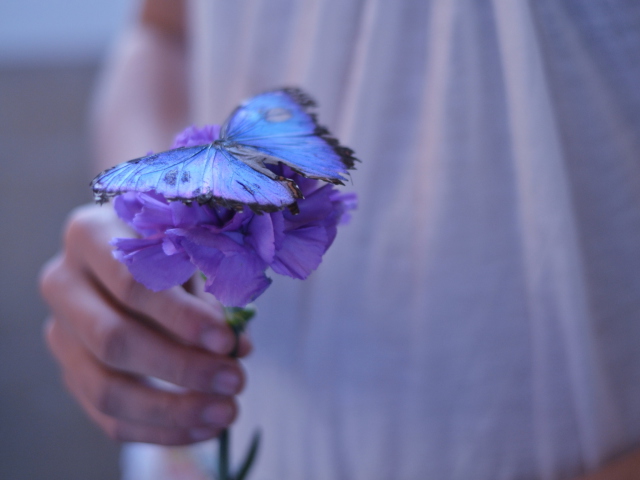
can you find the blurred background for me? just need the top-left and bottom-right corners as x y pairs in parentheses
(0, 1), (133, 478)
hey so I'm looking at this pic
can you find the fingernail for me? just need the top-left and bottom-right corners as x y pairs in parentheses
(190, 427), (216, 441)
(212, 370), (241, 395)
(201, 330), (232, 354)
(202, 403), (234, 425)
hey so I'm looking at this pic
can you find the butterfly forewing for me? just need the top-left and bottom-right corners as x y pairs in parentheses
(222, 89), (355, 184)
(92, 145), (210, 203)
(222, 90), (317, 139)
(92, 144), (298, 210)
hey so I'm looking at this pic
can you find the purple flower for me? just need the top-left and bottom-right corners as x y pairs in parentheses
(111, 125), (356, 307)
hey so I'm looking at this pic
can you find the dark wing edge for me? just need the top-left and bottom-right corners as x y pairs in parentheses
(89, 147), (213, 206)
(90, 159), (140, 205)
(278, 87), (359, 171)
(222, 86), (360, 172)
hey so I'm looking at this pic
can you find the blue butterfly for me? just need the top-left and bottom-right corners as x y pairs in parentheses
(91, 88), (357, 212)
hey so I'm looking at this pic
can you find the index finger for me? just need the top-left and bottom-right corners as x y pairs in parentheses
(65, 204), (237, 355)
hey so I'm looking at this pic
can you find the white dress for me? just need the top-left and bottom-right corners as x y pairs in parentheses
(121, 1), (640, 479)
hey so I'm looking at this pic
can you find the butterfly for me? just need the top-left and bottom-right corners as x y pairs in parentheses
(91, 87), (357, 213)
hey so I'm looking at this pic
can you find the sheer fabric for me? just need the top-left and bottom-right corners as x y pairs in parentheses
(122, 1), (640, 479)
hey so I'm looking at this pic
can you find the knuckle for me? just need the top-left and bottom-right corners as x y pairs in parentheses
(206, 399), (238, 429)
(163, 300), (189, 326)
(106, 422), (130, 443)
(94, 319), (130, 368)
(62, 204), (119, 260)
(166, 353), (192, 388)
(117, 275), (145, 308)
(171, 308), (205, 344)
(190, 358), (223, 392)
(38, 256), (65, 303)
(63, 205), (97, 246)
(146, 398), (175, 426)
(93, 376), (122, 417)
(42, 317), (58, 352)
(225, 399), (239, 425)
(160, 352), (214, 392)
(156, 299), (204, 345)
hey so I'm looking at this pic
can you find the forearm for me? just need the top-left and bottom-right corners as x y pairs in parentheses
(91, 0), (188, 172)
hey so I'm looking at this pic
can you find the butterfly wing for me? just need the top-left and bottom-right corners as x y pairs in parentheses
(206, 148), (301, 210)
(93, 88), (356, 210)
(91, 144), (300, 210)
(221, 88), (357, 184)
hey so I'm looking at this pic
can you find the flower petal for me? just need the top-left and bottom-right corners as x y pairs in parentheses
(271, 224), (328, 279)
(270, 211), (286, 248)
(206, 253), (271, 307)
(219, 207), (253, 233)
(112, 237), (196, 291)
(132, 193), (175, 234)
(246, 212), (276, 264)
(169, 201), (218, 228)
(332, 191), (358, 225)
(175, 229), (271, 307)
(172, 124), (221, 148)
(113, 193), (143, 226)
(283, 184), (336, 227)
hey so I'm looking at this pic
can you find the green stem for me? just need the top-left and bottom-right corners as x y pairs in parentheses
(216, 305), (256, 480)
(218, 428), (230, 480)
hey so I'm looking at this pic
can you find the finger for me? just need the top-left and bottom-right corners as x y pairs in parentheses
(78, 392), (221, 446)
(42, 260), (245, 394)
(47, 318), (238, 429)
(63, 204), (237, 355)
(188, 274), (253, 358)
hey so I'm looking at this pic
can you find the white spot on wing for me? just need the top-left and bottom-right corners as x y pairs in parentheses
(264, 108), (292, 123)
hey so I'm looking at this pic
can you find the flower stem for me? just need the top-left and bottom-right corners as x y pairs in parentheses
(216, 305), (258, 480)
(218, 429), (230, 480)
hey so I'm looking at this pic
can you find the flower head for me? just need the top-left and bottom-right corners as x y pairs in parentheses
(112, 125), (356, 307)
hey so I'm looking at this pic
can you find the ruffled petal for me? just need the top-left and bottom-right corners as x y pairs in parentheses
(332, 191), (358, 225)
(283, 184), (335, 228)
(112, 237), (196, 291)
(271, 224), (328, 279)
(132, 193), (175, 234)
(270, 211), (286, 248)
(175, 228), (271, 307)
(206, 253), (271, 307)
(172, 124), (221, 148)
(246, 212), (276, 264)
(169, 201), (219, 228)
(219, 207), (253, 233)
(113, 193), (143, 226)
(169, 226), (244, 253)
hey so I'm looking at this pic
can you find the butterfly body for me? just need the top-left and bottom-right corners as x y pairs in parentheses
(92, 88), (357, 212)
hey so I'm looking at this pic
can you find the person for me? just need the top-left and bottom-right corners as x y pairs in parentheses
(39, 0), (640, 479)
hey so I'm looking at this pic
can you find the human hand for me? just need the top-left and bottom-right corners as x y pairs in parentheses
(39, 203), (251, 446)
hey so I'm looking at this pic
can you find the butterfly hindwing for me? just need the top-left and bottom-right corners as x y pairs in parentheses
(222, 88), (356, 184)
(207, 148), (300, 210)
